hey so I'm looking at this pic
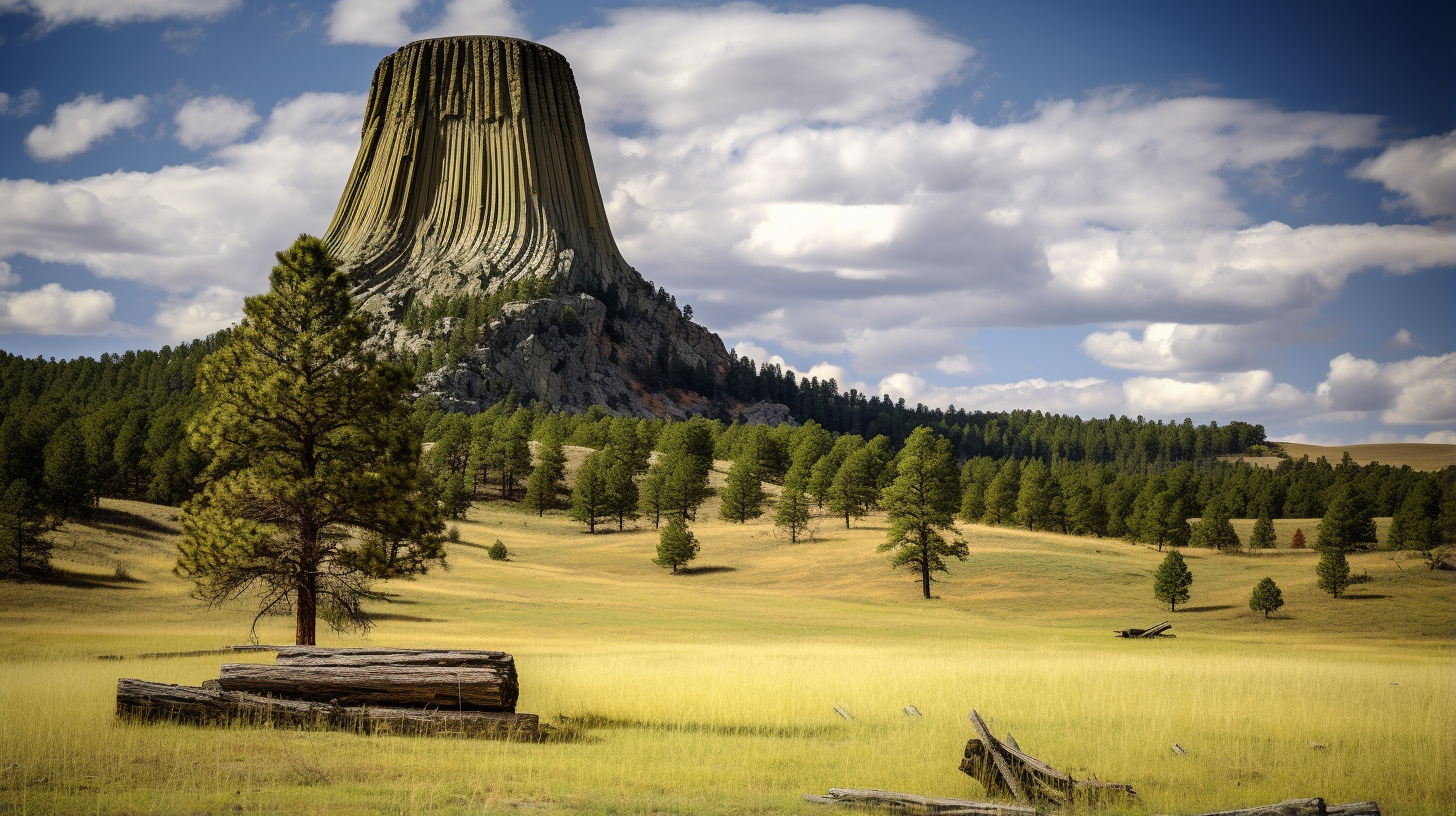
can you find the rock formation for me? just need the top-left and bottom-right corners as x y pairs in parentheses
(323, 36), (737, 417)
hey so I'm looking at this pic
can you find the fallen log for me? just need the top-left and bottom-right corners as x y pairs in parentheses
(1167, 799), (1379, 816)
(961, 710), (1136, 808)
(803, 788), (1044, 816)
(272, 647), (516, 672)
(1115, 621), (1174, 638)
(116, 678), (538, 739)
(216, 663), (518, 711)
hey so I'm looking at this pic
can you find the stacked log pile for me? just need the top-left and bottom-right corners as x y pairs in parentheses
(116, 647), (539, 739)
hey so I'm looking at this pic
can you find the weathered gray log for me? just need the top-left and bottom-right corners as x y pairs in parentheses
(961, 711), (1136, 808)
(273, 647), (516, 671)
(1324, 803), (1380, 816)
(804, 788), (1044, 816)
(1167, 800), (1328, 816)
(1140, 621), (1173, 638)
(1115, 620), (1173, 638)
(217, 663), (517, 711)
(116, 678), (539, 739)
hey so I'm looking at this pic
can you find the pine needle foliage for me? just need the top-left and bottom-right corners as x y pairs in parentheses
(1153, 550), (1193, 612)
(653, 515), (699, 573)
(1249, 576), (1284, 618)
(877, 427), (966, 599)
(175, 235), (444, 646)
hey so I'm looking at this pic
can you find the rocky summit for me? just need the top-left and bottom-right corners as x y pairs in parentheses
(322, 36), (754, 419)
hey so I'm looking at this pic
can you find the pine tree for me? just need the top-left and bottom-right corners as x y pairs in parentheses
(42, 421), (95, 521)
(175, 235), (443, 645)
(1290, 528), (1306, 549)
(1248, 577), (1284, 618)
(719, 444), (767, 523)
(493, 408), (534, 499)
(522, 430), (566, 516)
(488, 539), (509, 561)
(638, 466), (667, 529)
(1387, 480), (1440, 553)
(438, 472), (471, 519)
(808, 434), (861, 508)
(1249, 512), (1276, 549)
(605, 451), (640, 531)
(0, 479), (50, 577)
(828, 435), (891, 528)
(653, 515), (699, 573)
(569, 449), (611, 533)
(1015, 459), (1053, 530)
(877, 427), (967, 599)
(775, 464), (814, 544)
(1190, 503), (1240, 551)
(1316, 548), (1352, 598)
(1317, 486), (1377, 552)
(981, 459), (1020, 525)
(1153, 550), (1193, 612)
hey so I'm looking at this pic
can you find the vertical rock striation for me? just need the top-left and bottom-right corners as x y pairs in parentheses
(323, 36), (739, 417)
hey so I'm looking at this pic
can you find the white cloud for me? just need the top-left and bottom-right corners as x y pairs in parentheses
(0, 92), (363, 334)
(174, 95), (259, 149)
(1317, 352), (1456, 425)
(1352, 430), (1456, 445)
(25, 93), (148, 161)
(0, 89), (41, 117)
(1123, 370), (1308, 415)
(1353, 130), (1456, 218)
(877, 372), (1123, 415)
(0, 0), (235, 26)
(153, 285), (243, 340)
(0, 261), (16, 288)
(935, 354), (983, 375)
(1383, 328), (1420, 352)
(0, 282), (116, 335)
(1081, 323), (1254, 373)
(325, 0), (524, 46)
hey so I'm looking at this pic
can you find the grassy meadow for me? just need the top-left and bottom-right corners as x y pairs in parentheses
(1, 483), (1453, 815)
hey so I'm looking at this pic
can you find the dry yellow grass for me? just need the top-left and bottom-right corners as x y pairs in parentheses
(1, 496), (1452, 815)
(1272, 442), (1456, 471)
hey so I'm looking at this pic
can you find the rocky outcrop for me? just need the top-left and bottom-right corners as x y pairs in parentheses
(323, 36), (746, 418)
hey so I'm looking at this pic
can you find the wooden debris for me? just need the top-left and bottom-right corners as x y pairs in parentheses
(272, 646), (515, 670)
(1115, 621), (1175, 638)
(804, 788), (1044, 816)
(904, 705), (923, 717)
(804, 791), (1381, 816)
(960, 710), (1136, 809)
(116, 678), (540, 739)
(216, 662), (518, 711)
(1173, 743), (1187, 756)
(833, 705), (854, 720)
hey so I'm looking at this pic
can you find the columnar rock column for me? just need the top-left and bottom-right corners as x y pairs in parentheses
(324, 36), (637, 319)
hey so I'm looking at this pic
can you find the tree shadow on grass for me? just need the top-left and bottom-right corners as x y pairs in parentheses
(28, 568), (146, 589)
(1179, 605), (1237, 613)
(1342, 594), (1389, 600)
(369, 613), (447, 623)
(676, 565), (737, 575)
(82, 505), (179, 538)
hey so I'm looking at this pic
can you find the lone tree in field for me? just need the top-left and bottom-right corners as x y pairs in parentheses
(878, 427), (967, 599)
(1248, 576), (1284, 618)
(569, 449), (611, 533)
(1249, 512), (1276, 549)
(653, 515), (699, 573)
(1290, 528), (1306, 549)
(176, 235), (444, 646)
(1153, 550), (1193, 612)
(1316, 547), (1352, 598)
(775, 464), (814, 544)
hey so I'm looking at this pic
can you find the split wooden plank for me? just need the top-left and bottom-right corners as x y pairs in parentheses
(803, 788), (1044, 816)
(216, 663), (517, 711)
(115, 678), (539, 739)
(272, 647), (515, 671)
(968, 710), (1028, 805)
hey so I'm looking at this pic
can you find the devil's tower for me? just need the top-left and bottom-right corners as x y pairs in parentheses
(324, 36), (745, 418)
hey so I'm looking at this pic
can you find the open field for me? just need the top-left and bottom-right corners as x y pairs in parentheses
(1270, 442), (1456, 471)
(1, 496), (1453, 815)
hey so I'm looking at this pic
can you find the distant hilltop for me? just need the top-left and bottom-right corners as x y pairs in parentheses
(323, 36), (741, 419)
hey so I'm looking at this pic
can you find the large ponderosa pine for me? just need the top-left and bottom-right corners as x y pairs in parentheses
(1316, 548), (1352, 598)
(1153, 550), (1193, 612)
(1190, 502), (1241, 551)
(719, 442), (767, 523)
(1249, 512), (1277, 549)
(828, 435), (891, 528)
(0, 479), (50, 577)
(176, 235), (444, 645)
(569, 449), (611, 532)
(774, 463), (814, 544)
(523, 427), (566, 516)
(877, 427), (967, 599)
(1317, 486), (1377, 553)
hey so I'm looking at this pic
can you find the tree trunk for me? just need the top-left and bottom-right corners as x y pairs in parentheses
(116, 678), (538, 739)
(920, 529), (932, 599)
(217, 662), (518, 711)
(295, 570), (317, 646)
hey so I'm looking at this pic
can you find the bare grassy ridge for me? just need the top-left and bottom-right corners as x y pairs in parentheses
(1, 496), (1452, 815)
(1264, 442), (1456, 471)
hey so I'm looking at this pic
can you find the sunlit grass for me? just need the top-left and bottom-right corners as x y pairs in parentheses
(1, 497), (1452, 814)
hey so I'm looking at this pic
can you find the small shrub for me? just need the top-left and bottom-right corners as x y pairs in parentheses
(1349, 570), (1373, 585)
(488, 539), (509, 561)
(447, 525), (461, 543)
(1248, 576), (1284, 618)
(1290, 528), (1306, 549)
(113, 563), (131, 581)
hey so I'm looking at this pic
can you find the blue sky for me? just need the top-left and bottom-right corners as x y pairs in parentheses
(0, 0), (1452, 444)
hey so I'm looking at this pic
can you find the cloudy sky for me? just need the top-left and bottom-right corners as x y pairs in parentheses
(0, 0), (1452, 444)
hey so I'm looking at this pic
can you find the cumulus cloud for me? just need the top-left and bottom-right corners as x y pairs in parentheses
(0, 0), (235, 26)
(1081, 323), (1255, 373)
(153, 285), (243, 340)
(537, 3), (1456, 379)
(1317, 352), (1456, 425)
(25, 93), (148, 161)
(0, 282), (117, 335)
(0, 91), (363, 334)
(1382, 328), (1420, 353)
(0, 89), (41, 117)
(1353, 130), (1456, 218)
(174, 95), (259, 149)
(325, 0), (524, 46)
